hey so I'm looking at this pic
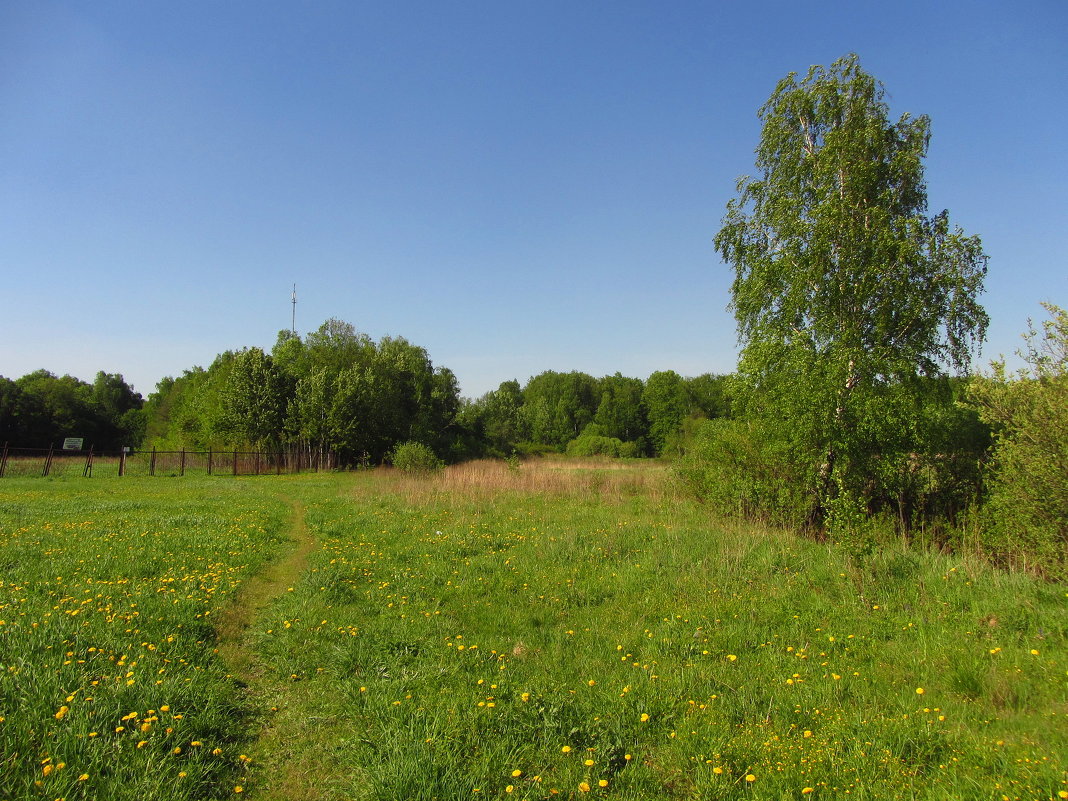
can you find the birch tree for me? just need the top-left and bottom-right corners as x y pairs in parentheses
(714, 54), (988, 531)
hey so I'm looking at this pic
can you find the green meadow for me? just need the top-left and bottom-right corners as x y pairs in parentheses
(1, 463), (1065, 800)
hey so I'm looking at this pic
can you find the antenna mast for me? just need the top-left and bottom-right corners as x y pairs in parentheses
(291, 283), (297, 335)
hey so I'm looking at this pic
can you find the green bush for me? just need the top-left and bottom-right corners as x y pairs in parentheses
(389, 441), (443, 474)
(565, 433), (625, 458)
(674, 418), (808, 527)
(968, 303), (1068, 576)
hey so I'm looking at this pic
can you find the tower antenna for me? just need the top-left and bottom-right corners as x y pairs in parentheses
(291, 283), (297, 335)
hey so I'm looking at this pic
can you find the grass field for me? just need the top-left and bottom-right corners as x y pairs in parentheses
(1, 461), (1065, 799)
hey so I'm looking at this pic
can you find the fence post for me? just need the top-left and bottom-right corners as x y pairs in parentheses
(207, 447), (213, 476)
(233, 451), (238, 477)
(180, 449), (186, 477)
(83, 446), (94, 478)
(43, 444), (54, 477)
(254, 450), (261, 476)
(150, 447), (157, 476)
(276, 451), (282, 475)
(119, 448), (126, 477)
(0, 443), (7, 478)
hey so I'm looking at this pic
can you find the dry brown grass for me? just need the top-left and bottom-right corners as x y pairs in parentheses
(347, 456), (673, 505)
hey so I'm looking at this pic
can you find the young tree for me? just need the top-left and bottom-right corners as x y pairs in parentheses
(219, 348), (289, 450)
(714, 55), (988, 531)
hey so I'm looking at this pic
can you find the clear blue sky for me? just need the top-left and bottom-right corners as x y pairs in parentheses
(3, 1), (1065, 399)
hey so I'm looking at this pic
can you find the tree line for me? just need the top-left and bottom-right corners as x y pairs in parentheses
(141, 317), (733, 464)
(0, 371), (145, 451)
(0, 316), (733, 464)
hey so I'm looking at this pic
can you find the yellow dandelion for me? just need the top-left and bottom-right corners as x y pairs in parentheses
(512, 770), (522, 777)
(598, 779), (608, 788)
(915, 687), (925, 695)
(54, 706), (69, 720)
(713, 766), (723, 775)
(78, 773), (89, 781)
(578, 781), (591, 792)
(802, 788), (814, 795)
(234, 786), (243, 794)
(640, 713), (650, 722)
(506, 786), (514, 794)
(561, 745), (572, 753)
(745, 774), (756, 783)
(803, 730), (813, 738)
(727, 654), (737, 661)
(584, 759), (594, 766)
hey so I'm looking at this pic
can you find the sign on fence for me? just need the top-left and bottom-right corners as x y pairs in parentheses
(62, 437), (84, 451)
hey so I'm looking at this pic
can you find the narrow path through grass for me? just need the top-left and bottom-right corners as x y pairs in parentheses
(215, 497), (351, 801)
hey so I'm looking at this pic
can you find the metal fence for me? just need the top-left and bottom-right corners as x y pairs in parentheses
(0, 445), (337, 478)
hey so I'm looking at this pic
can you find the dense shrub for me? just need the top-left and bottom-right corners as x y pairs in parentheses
(968, 303), (1068, 576)
(389, 441), (443, 474)
(674, 418), (808, 527)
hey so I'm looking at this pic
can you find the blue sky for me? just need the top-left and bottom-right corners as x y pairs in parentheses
(2, 1), (1065, 399)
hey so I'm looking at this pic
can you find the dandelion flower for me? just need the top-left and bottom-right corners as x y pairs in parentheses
(55, 706), (69, 720)
(578, 781), (591, 792)
(584, 759), (594, 766)
(802, 788), (814, 795)
(915, 687), (925, 695)
(727, 654), (737, 662)
(561, 745), (572, 754)
(598, 779), (608, 788)
(78, 774), (89, 781)
(745, 774), (756, 783)
(640, 713), (650, 722)
(512, 770), (522, 777)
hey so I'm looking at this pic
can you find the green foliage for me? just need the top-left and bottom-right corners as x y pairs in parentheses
(968, 303), (1068, 575)
(0, 370), (145, 449)
(594, 373), (648, 444)
(389, 441), (443, 474)
(143, 321), (462, 466)
(521, 371), (600, 447)
(675, 418), (806, 526)
(218, 347), (289, 450)
(565, 424), (628, 458)
(642, 371), (690, 456)
(713, 54), (988, 535)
